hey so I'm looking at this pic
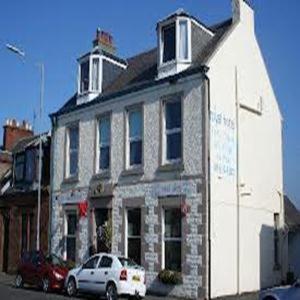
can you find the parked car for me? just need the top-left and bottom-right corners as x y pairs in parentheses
(65, 253), (146, 300)
(260, 281), (300, 300)
(15, 250), (69, 292)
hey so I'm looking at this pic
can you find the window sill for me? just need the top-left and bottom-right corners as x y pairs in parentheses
(158, 162), (184, 173)
(62, 175), (79, 185)
(92, 170), (111, 180)
(121, 167), (144, 177)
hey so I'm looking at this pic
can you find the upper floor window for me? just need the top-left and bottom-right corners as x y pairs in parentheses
(126, 107), (143, 168)
(162, 23), (176, 63)
(66, 125), (79, 178)
(91, 58), (100, 91)
(163, 97), (182, 163)
(160, 18), (190, 65)
(25, 149), (36, 182)
(98, 116), (111, 171)
(80, 61), (90, 93)
(15, 154), (25, 182)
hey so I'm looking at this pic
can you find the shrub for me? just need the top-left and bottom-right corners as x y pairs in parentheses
(158, 269), (182, 285)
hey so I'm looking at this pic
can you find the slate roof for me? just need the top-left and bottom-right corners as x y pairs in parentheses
(51, 16), (233, 118)
(284, 195), (300, 230)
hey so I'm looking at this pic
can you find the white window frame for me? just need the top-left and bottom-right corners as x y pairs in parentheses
(159, 17), (192, 67)
(63, 209), (77, 261)
(161, 207), (182, 270)
(78, 54), (102, 95)
(162, 96), (183, 165)
(96, 114), (111, 173)
(65, 125), (79, 178)
(124, 208), (142, 262)
(125, 105), (143, 169)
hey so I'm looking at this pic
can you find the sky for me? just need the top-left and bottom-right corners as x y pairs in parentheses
(0, 1), (299, 206)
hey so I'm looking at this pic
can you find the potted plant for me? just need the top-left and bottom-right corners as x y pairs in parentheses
(158, 269), (182, 285)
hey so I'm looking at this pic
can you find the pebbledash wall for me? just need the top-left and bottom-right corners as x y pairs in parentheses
(50, 73), (207, 298)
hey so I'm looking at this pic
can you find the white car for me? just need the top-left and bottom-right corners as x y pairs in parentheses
(260, 281), (300, 300)
(65, 253), (146, 300)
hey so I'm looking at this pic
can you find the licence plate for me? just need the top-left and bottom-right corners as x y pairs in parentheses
(132, 275), (140, 282)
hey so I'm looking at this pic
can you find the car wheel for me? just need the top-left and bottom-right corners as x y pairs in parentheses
(42, 277), (50, 293)
(66, 277), (77, 297)
(15, 274), (23, 288)
(106, 283), (118, 300)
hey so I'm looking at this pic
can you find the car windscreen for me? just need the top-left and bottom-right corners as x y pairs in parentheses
(46, 254), (65, 267)
(118, 257), (140, 268)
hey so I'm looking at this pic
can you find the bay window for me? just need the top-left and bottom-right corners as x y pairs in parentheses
(98, 116), (111, 171)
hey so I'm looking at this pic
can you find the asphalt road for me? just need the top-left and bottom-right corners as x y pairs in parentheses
(0, 275), (170, 300)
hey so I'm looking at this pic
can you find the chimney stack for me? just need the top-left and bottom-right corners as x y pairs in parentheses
(93, 28), (116, 55)
(2, 119), (33, 152)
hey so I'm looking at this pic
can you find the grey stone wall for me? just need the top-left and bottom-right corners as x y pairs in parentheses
(50, 74), (206, 298)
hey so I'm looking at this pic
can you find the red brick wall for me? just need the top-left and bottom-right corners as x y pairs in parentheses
(0, 193), (49, 274)
(3, 123), (33, 152)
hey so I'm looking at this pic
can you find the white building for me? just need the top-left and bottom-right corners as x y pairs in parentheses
(50, 1), (286, 298)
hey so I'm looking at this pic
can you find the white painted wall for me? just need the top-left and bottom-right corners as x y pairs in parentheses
(207, 1), (285, 298)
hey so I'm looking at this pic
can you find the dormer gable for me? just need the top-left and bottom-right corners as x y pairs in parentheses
(157, 9), (214, 79)
(76, 29), (127, 106)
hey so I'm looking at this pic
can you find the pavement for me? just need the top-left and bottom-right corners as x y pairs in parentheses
(0, 272), (259, 300)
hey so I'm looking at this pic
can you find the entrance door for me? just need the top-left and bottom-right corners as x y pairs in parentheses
(95, 209), (110, 253)
(2, 211), (10, 272)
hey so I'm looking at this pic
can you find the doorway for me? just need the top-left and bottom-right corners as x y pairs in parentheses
(95, 208), (111, 253)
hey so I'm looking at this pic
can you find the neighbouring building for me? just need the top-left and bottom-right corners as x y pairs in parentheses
(50, 1), (285, 298)
(285, 195), (300, 280)
(0, 124), (51, 274)
(0, 119), (34, 188)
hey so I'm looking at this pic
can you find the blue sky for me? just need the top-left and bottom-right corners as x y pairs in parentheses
(0, 1), (299, 206)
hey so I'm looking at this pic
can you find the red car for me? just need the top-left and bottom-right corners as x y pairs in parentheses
(15, 251), (69, 293)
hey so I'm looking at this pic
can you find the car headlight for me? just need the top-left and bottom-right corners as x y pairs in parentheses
(53, 270), (63, 280)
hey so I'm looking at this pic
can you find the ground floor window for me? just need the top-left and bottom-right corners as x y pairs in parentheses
(126, 208), (141, 265)
(21, 212), (34, 252)
(163, 207), (182, 272)
(65, 211), (77, 262)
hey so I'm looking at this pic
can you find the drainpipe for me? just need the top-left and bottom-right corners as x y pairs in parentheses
(49, 115), (57, 253)
(235, 66), (241, 295)
(202, 65), (211, 300)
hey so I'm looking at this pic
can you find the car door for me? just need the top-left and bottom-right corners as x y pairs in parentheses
(93, 255), (114, 294)
(77, 256), (100, 292)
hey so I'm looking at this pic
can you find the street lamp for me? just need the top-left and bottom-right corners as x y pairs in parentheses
(6, 43), (44, 252)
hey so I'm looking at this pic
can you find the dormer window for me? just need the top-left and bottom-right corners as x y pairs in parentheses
(162, 23), (176, 63)
(76, 29), (127, 105)
(158, 16), (192, 79)
(80, 60), (90, 93)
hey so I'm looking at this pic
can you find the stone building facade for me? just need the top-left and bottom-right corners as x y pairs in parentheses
(50, 1), (285, 298)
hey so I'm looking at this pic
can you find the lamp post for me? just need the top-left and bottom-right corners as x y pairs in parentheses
(6, 43), (44, 251)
